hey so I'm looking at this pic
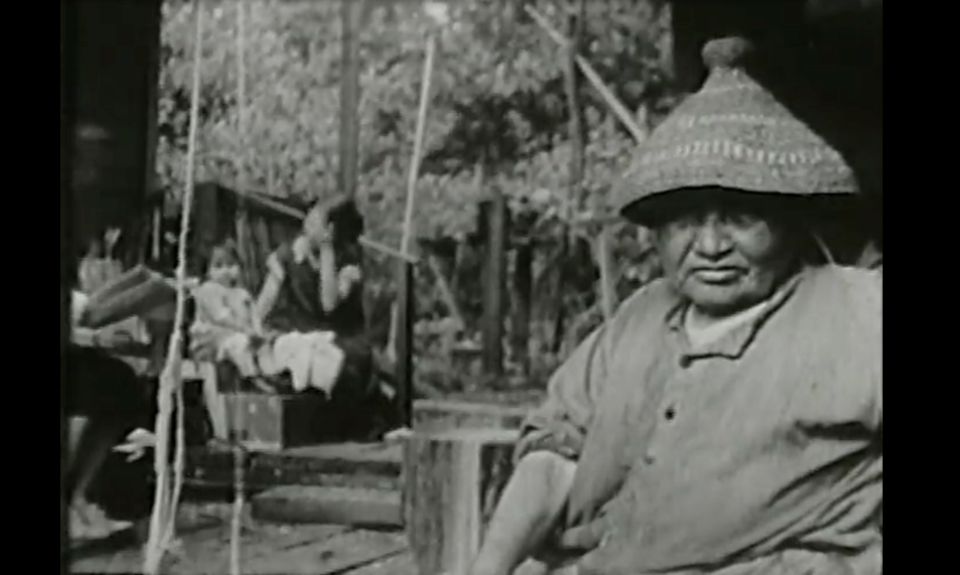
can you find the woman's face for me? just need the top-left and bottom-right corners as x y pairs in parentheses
(651, 189), (799, 317)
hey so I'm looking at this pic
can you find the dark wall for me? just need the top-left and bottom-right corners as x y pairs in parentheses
(64, 0), (162, 252)
(671, 0), (882, 247)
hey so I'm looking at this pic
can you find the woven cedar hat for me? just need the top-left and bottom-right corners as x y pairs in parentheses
(614, 36), (859, 224)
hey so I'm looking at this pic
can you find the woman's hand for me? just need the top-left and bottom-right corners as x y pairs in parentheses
(113, 428), (156, 462)
(338, 265), (362, 297)
(304, 205), (335, 247)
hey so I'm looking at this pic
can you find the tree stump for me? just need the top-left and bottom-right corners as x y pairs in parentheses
(403, 427), (519, 575)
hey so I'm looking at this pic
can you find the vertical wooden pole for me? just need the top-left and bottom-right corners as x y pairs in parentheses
(552, 0), (587, 351)
(510, 211), (536, 375)
(60, 0), (78, 552)
(481, 188), (507, 379)
(142, 0), (162, 211)
(338, 0), (363, 199)
(563, 0), (587, 217)
(231, 4), (248, 574)
(395, 260), (415, 429)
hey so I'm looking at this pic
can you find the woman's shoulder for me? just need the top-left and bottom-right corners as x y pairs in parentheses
(808, 265), (881, 308)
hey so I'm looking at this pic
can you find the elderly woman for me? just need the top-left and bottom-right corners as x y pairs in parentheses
(470, 37), (881, 575)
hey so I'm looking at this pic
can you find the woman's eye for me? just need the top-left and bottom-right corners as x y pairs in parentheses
(723, 213), (763, 228)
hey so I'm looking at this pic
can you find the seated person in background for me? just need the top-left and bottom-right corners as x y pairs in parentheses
(78, 227), (124, 295)
(254, 194), (372, 400)
(67, 290), (155, 541)
(189, 241), (264, 373)
(189, 240), (265, 438)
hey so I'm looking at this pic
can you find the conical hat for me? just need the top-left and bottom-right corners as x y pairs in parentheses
(614, 36), (859, 223)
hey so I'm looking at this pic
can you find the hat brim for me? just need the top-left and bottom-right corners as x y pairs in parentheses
(620, 187), (865, 227)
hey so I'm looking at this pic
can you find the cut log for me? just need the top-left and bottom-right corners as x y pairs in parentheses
(403, 427), (519, 575)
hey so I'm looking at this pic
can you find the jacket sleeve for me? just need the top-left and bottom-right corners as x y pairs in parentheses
(514, 324), (612, 462)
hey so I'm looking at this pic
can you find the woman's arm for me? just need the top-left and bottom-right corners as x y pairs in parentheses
(470, 324), (615, 575)
(256, 253), (285, 327)
(318, 242), (339, 313)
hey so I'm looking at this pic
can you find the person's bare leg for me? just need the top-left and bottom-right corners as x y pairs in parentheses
(67, 416), (91, 471)
(68, 416), (133, 538)
(69, 420), (123, 507)
(200, 362), (229, 440)
(469, 451), (577, 575)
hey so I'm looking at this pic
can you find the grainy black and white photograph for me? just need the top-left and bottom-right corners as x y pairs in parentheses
(61, 0), (882, 573)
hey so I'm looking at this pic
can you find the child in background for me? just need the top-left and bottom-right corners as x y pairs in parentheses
(189, 241), (264, 439)
(190, 241), (262, 364)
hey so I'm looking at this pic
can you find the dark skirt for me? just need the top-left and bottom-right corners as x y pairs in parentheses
(64, 345), (150, 430)
(64, 345), (153, 521)
(332, 332), (374, 399)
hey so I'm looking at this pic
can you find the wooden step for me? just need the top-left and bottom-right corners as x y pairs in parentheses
(185, 442), (403, 491)
(412, 400), (527, 433)
(251, 486), (402, 528)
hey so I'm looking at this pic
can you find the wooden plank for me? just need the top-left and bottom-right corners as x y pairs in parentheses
(184, 442), (403, 490)
(165, 523), (349, 574)
(70, 515), (223, 573)
(242, 528), (407, 575)
(70, 521), (350, 574)
(403, 428), (519, 575)
(344, 550), (418, 575)
(251, 486), (402, 527)
(413, 400), (527, 433)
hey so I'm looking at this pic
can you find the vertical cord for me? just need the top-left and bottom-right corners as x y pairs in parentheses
(143, 0), (202, 572)
(230, 2), (248, 574)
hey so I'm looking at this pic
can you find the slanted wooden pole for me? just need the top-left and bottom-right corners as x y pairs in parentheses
(388, 29), (435, 394)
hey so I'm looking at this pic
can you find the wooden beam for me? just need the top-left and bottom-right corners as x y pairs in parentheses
(403, 428), (519, 575)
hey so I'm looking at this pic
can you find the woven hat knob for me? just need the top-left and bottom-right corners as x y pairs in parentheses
(702, 36), (755, 70)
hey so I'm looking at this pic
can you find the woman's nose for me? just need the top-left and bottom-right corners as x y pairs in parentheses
(693, 215), (732, 257)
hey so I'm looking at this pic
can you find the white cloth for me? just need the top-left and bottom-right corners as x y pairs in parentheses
(271, 332), (345, 393)
(260, 332), (345, 394)
(216, 332), (259, 377)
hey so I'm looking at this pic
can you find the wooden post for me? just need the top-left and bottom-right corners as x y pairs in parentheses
(394, 260), (415, 429)
(549, 0), (587, 353)
(563, 0), (587, 216)
(481, 190), (507, 379)
(142, 0), (162, 212)
(511, 207), (535, 375)
(403, 428), (519, 575)
(338, 0), (363, 199)
(61, 1), (78, 552)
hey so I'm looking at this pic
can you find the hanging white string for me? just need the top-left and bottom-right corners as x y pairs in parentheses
(229, 1), (248, 574)
(143, 0), (203, 572)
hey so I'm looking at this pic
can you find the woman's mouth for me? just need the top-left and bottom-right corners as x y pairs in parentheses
(692, 267), (743, 283)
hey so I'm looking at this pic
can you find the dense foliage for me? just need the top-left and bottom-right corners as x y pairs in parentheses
(158, 0), (675, 387)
